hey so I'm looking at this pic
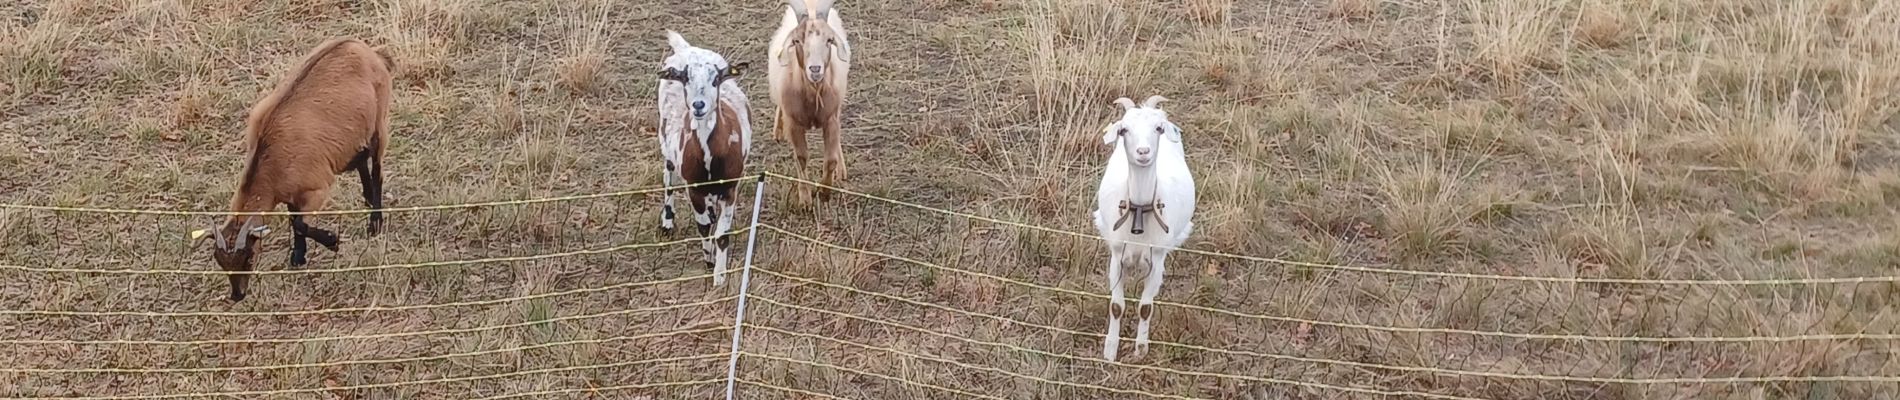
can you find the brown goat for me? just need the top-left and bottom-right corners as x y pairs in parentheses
(769, 0), (851, 197)
(198, 37), (394, 301)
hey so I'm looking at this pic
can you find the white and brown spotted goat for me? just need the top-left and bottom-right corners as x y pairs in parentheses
(656, 31), (752, 286)
(768, 0), (851, 196)
(1093, 96), (1195, 361)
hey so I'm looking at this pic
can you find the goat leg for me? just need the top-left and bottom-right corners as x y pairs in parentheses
(289, 215), (310, 268)
(823, 113), (847, 184)
(659, 160), (678, 233)
(788, 122), (813, 201)
(772, 108), (789, 142)
(355, 149), (384, 236)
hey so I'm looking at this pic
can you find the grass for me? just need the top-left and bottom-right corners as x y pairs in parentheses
(0, 0), (1897, 399)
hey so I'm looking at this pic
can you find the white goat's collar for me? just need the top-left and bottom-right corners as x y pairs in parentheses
(1113, 169), (1169, 235)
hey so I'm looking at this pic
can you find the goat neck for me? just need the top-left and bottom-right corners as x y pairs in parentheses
(221, 190), (276, 232)
(1123, 160), (1161, 206)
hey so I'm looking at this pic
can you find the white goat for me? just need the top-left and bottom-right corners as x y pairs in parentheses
(656, 30), (752, 286)
(1091, 95), (1195, 361)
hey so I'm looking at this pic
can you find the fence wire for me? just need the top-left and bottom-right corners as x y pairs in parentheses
(763, 223), (1900, 343)
(3, 353), (726, 400)
(0, 227), (746, 276)
(763, 171), (1900, 286)
(0, 177), (746, 216)
(7, 173), (1897, 400)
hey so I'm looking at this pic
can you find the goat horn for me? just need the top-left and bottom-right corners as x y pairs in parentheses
(1141, 95), (1169, 109)
(211, 223), (227, 251)
(787, 0), (810, 17)
(234, 216), (255, 250)
(1113, 97), (1137, 111)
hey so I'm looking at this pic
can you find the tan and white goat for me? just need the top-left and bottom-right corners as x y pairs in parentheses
(768, 0), (851, 196)
(196, 37), (395, 301)
(657, 31), (752, 286)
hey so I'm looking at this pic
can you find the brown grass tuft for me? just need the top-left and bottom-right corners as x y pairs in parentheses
(1328, 0), (1378, 21)
(1186, 0), (1233, 26)
(1575, 1), (1628, 48)
(1, 16), (76, 98)
(1018, 0), (1166, 167)
(1464, 0), (1560, 81)
(378, 0), (472, 82)
(556, 1), (610, 94)
(1375, 158), (1486, 259)
(169, 78), (213, 130)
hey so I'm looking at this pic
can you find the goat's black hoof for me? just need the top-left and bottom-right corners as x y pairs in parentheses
(289, 254), (308, 269)
(229, 290), (246, 302)
(368, 221), (384, 237)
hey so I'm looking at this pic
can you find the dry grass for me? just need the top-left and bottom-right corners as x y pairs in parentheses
(1463, 0), (1561, 82)
(2, 0), (1898, 399)
(555, 1), (608, 95)
(1574, 0), (1628, 48)
(1327, 0), (1377, 21)
(1185, 0), (1232, 26)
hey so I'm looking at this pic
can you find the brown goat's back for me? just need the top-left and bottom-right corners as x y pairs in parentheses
(230, 38), (394, 215)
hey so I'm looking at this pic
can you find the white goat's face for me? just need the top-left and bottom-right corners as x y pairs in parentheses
(1102, 108), (1180, 168)
(792, 16), (839, 83)
(661, 31), (745, 123)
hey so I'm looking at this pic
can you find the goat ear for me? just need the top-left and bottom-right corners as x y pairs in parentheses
(778, 38), (800, 66)
(1101, 122), (1121, 145)
(191, 227), (214, 250)
(665, 30), (690, 52)
(828, 20), (851, 63)
(1164, 121), (1184, 143)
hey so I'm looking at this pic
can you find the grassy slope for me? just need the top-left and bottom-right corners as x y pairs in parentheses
(2, 0), (1897, 398)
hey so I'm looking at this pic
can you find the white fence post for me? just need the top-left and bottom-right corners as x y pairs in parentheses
(724, 174), (767, 400)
